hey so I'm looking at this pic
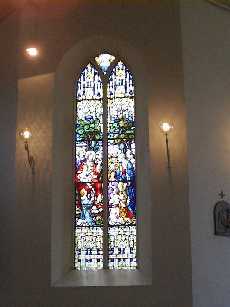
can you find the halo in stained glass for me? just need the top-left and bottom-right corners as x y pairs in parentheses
(95, 53), (115, 74)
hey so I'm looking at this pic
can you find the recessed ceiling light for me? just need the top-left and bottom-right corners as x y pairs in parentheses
(26, 47), (39, 58)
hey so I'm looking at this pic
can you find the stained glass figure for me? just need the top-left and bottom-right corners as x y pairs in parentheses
(75, 141), (103, 182)
(108, 181), (136, 226)
(75, 182), (103, 226)
(75, 55), (137, 270)
(108, 140), (136, 182)
(77, 64), (103, 100)
(95, 53), (115, 74)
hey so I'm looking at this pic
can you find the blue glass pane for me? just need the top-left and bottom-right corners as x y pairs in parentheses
(77, 64), (103, 100)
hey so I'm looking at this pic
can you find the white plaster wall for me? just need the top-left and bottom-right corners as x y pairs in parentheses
(181, 1), (230, 307)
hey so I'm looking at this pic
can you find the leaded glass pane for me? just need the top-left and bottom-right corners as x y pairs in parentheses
(75, 64), (104, 270)
(108, 226), (137, 270)
(75, 182), (103, 226)
(75, 227), (103, 270)
(75, 58), (137, 271)
(95, 53), (115, 74)
(75, 141), (103, 183)
(108, 140), (135, 182)
(76, 64), (103, 100)
(108, 97), (135, 140)
(107, 61), (134, 98)
(107, 62), (137, 269)
(76, 100), (103, 141)
(108, 181), (136, 226)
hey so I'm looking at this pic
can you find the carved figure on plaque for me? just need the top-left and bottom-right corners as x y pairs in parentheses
(214, 191), (230, 237)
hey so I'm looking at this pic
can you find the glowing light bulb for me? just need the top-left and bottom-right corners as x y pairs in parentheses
(26, 47), (39, 57)
(20, 128), (32, 140)
(160, 122), (173, 134)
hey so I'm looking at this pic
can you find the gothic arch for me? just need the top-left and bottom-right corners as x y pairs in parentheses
(52, 36), (152, 286)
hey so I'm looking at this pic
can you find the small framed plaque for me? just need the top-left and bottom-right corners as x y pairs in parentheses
(214, 200), (230, 237)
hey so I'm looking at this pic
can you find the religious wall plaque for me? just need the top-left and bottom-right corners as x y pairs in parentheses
(214, 196), (230, 237)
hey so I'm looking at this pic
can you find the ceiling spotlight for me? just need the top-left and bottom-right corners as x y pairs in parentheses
(26, 47), (39, 58)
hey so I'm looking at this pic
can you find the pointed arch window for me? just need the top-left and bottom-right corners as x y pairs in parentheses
(74, 53), (137, 270)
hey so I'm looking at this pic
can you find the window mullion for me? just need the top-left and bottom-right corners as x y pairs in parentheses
(102, 77), (109, 269)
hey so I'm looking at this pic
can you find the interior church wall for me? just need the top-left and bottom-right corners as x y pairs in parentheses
(181, 1), (230, 307)
(0, 11), (18, 305)
(1, 1), (192, 306)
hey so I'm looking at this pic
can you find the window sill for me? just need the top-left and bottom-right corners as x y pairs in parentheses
(52, 269), (152, 287)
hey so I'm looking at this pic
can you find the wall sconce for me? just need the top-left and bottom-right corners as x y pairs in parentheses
(160, 122), (173, 169)
(19, 128), (35, 174)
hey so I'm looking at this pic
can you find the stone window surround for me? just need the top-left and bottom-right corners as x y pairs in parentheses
(51, 36), (152, 287)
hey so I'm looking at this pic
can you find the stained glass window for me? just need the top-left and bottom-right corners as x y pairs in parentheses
(75, 53), (137, 270)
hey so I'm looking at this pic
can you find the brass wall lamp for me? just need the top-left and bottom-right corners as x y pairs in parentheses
(19, 128), (35, 174)
(160, 122), (173, 169)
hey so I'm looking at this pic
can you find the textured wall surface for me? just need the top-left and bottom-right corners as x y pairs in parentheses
(181, 1), (230, 307)
(2, 1), (192, 306)
(0, 11), (18, 306)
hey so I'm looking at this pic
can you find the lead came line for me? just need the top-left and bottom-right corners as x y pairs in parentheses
(102, 75), (109, 269)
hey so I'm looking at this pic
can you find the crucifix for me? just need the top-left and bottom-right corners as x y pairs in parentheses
(219, 190), (226, 200)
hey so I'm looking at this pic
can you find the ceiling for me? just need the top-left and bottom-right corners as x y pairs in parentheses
(0, 0), (22, 21)
(1, 0), (230, 22)
(0, 0), (82, 22)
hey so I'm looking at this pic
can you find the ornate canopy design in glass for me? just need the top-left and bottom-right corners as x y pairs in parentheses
(74, 53), (137, 270)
